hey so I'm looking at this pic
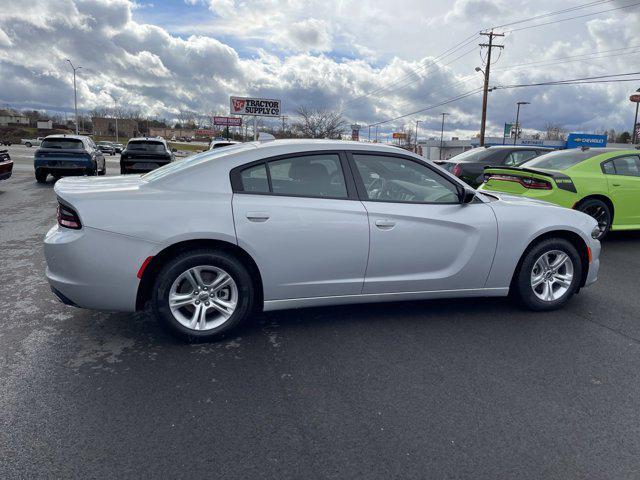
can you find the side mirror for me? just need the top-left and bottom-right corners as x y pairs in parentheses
(458, 186), (476, 204)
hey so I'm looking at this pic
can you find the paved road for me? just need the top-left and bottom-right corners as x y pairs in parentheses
(1, 165), (640, 479)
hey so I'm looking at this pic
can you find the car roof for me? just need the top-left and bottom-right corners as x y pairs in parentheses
(238, 139), (414, 154)
(485, 145), (552, 150)
(44, 134), (87, 140)
(128, 137), (166, 143)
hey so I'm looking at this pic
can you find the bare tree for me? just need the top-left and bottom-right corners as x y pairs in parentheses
(545, 123), (566, 141)
(293, 106), (346, 139)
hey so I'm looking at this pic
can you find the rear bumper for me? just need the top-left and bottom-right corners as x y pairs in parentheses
(35, 159), (93, 176)
(121, 160), (170, 172)
(44, 224), (156, 312)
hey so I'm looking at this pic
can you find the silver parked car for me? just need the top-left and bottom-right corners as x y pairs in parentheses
(45, 140), (601, 341)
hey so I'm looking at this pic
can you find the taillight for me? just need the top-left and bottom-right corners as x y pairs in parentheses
(486, 174), (551, 190)
(452, 164), (462, 177)
(57, 202), (82, 229)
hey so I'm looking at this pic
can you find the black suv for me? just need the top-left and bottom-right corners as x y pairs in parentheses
(434, 146), (552, 188)
(120, 138), (175, 174)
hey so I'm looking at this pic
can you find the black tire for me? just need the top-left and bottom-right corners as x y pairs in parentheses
(99, 164), (106, 176)
(575, 198), (611, 240)
(151, 249), (256, 342)
(513, 238), (582, 311)
(120, 165), (127, 175)
(25, 142), (32, 148)
(35, 170), (47, 183)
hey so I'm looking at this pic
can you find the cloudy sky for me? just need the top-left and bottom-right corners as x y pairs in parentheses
(1, 0), (639, 139)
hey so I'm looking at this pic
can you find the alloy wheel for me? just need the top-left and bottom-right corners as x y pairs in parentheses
(530, 250), (574, 302)
(168, 265), (238, 331)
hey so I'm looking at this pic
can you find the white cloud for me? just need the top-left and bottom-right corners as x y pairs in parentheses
(0, 0), (638, 138)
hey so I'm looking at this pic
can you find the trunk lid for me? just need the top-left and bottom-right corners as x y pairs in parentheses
(481, 166), (577, 194)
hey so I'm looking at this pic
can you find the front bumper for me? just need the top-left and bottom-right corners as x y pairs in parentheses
(583, 238), (600, 287)
(44, 224), (156, 312)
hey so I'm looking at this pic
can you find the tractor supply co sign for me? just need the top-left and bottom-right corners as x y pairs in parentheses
(630, 94), (640, 102)
(214, 116), (242, 127)
(230, 97), (281, 117)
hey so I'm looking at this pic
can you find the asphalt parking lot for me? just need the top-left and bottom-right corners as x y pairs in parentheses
(2, 145), (640, 479)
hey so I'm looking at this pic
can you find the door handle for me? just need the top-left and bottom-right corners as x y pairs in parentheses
(246, 211), (270, 222)
(375, 219), (396, 229)
(612, 183), (621, 187)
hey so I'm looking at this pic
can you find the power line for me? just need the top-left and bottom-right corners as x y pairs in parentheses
(504, 2), (640, 33)
(493, 71), (640, 89)
(368, 88), (483, 127)
(343, 32), (481, 107)
(491, 0), (611, 29)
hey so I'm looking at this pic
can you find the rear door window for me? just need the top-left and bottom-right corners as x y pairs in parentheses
(504, 150), (538, 166)
(606, 156), (640, 177)
(267, 154), (347, 198)
(240, 163), (269, 193)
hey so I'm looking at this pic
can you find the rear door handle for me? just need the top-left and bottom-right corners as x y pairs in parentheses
(375, 219), (396, 229)
(246, 211), (270, 222)
(612, 183), (621, 187)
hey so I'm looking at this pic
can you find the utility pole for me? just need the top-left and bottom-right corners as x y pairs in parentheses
(479, 30), (504, 146)
(281, 115), (287, 135)
(368, 125), (371, 142)
(513, 101), (530, 145)
(439, 113), (450, 159)
(375, 125), (379, 143)
(415, 120), (421, 153)
(66, 59), (82, 135)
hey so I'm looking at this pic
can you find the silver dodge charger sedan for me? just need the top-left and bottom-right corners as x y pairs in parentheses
(45, 140), (601, 341)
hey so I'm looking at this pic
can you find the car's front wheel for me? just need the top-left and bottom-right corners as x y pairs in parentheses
(576, 198), (611, 240)
(513, 238), (582, 311)
(152, 249), (256, 341)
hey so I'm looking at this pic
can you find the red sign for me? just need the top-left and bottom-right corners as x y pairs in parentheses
(214, 116), (242, 127)
(630, 94), (640, 103)
(195, 129), (216, 136)
(392, 132), (407, 139)
(351, 129), (359, 141)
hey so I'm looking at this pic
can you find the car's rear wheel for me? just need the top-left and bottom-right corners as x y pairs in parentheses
(25, 142), (32, 148)
(120, 166), (127, 175)
(152, 249), (256, 341)
(35, 170), (47, 183)
(576, 198), (611, 240)
(513, 238), (582, 311)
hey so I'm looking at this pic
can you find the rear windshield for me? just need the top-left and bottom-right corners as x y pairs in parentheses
(127, 141), (166, 153)
(40, 138), (84, 150)
(522, 149), (603, 170)
(143, 143), (254, 182)
(98, 141), (112, 146)
(448, 148), (494, 163)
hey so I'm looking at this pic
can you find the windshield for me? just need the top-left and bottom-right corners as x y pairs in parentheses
(98, 141), (112, 146)
(40, 138), (84, 150)
(522, 149), (603, 170)
(448, 148), (494, 163)
(127, 141), (166, 153)
(143, 143), (254, 181)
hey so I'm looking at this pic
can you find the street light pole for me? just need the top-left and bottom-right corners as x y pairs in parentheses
(415, 120), (421, 153)
(66, 59), (82, 135)
(439, 113), (450, 160)
(513, 101), (530, 146)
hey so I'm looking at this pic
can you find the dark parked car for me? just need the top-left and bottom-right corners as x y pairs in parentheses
(34, 135), (106, 183)
(120, 137), (175, 174)
(113, 143), (125, 153)
(0, 149), (12, 181)
(97, 141), (116, 155)
(434, 146), (552, 188)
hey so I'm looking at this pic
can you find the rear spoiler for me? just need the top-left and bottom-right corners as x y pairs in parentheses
(483, 166), (577, 193)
